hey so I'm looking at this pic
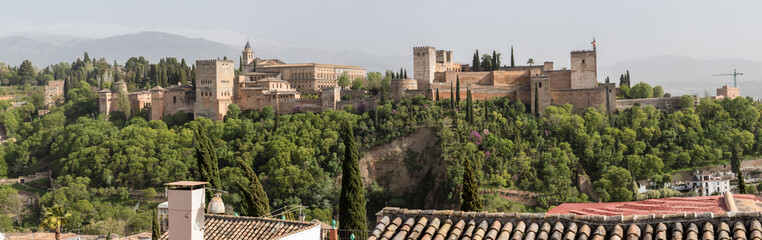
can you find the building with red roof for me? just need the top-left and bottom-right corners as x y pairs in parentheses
(547, 192), (761, 216)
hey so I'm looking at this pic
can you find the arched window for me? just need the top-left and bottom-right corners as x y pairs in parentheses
(173, 96), (177, 104)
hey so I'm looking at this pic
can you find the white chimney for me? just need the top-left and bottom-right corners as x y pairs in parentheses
(166, 181), (208, 240)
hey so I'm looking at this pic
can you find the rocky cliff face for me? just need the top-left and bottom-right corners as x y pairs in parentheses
(359, 127), (450, 209)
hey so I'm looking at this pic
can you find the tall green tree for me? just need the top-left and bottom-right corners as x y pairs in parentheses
(152, 211), (161, 240)
(116, 83), (131, 117)
(460, 159), (482, 211)
(466, 88), (473, 123)
(492, 51), (501, 70)
(738, 171), (747, 194)
(236, 157), (270, 217)
(652, 86), (664, 98)
(456, 76), (461, 103)
(339, 123), (367, 231)
(338, 72), (351, 89)
(630, 82), (654, 99)
(472, 50), (480, 72)
(510, 46), (515, 67)
(480, 54), (493, 71)
(436, 88), (440, 101)
(40, 204), (70, 240)
(450, 83), (454, 109)
(18, 60), (36, 85)
(194, 124), (221, 193)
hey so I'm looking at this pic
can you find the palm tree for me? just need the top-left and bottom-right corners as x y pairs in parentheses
(527, 58), (535, 66)
(40, 204), (71, 240)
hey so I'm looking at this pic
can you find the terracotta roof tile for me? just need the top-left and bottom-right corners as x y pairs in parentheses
(159, 214), (317, 240)
(673, 222), (684, 240)
(372, 207), (762, 240)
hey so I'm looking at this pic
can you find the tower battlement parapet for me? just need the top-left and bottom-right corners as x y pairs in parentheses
(571, 49), (596, 53)
(196, 59), (235, 65)
(413, 46), (435, 52)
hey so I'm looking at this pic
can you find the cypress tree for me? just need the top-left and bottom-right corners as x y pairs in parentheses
(404, 69), (408, 79)
(236, 157), (270, 217)
(456, 76), (461, 103)
(731, 148), (741, 176)
(275, 108), (280, 131)
(194, 124), (221, 196)
(460, 158), (483, 211)
(339, 123), (368, 231)
(738, 170), (747, 194)
(63, 77), (71, 102)
(239, 56), (243, 72)
(474, 50), (480, 71)
(619, 74), (625, 87)
(534, 82), (539, 117)
(152, 210), (161, 240)
(471, 53), (477, 71)
(436, 88), (440, 101)
(466, 88), (473, 123)
(492, 51), (498, 70)
(510, 46), (515, 67)
(450, 83), (454, 109)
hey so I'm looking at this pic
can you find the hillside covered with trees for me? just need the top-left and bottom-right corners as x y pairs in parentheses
(0, 57), (760, 236)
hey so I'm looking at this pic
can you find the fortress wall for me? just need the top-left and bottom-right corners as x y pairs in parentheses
(434, 85), (528, 103)
(551, 86), (613, 112)
(615, 97), (686, 112)
(442, 71), (492, 85)
(547, 70), (572, 90)
(492, 71), (531, 86)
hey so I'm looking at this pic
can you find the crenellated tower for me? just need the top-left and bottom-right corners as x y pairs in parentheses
(413, 46), (436, 90)
(570, 50), (598, 89)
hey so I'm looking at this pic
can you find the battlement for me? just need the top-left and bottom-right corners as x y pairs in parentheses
(413, 46), (435, 52)
(296, 99), (322, 103)
(571, 49), (596, 54)
(196, 59), (235, 65)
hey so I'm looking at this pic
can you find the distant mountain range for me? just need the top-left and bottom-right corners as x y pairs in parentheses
(599, 56), (762, 99)
(0, 31), (410, 72)
(1, 31), (759, 99)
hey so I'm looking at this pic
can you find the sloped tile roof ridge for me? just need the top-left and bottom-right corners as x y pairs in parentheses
(378, 207), (762, 225)
(374, 207), (762, 240)
(206, 213), (318, 226)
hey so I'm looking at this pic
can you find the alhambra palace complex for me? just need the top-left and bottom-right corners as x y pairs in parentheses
(98, 42), (741, 120)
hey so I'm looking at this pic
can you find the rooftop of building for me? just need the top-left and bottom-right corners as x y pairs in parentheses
(547, 194), (760, 216)
(159, 214), (320, 240)
(257, 62), (365, 69)
(371, 202), (762, 240)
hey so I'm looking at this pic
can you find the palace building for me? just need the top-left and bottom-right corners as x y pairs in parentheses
(99, 41), (368, 121)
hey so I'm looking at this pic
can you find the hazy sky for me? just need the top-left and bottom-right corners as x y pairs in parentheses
(2, 0), (762, 68)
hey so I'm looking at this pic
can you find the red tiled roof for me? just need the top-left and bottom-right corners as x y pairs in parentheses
(547, 194), (761, 216)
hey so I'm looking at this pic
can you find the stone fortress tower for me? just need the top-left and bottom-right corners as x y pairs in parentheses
(413, 46), (436, 90)
(570, 50), (598, 89)
(194, 59), (235, 121)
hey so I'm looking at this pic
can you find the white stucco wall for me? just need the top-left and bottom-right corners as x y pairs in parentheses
(279, 225), (321, 240)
